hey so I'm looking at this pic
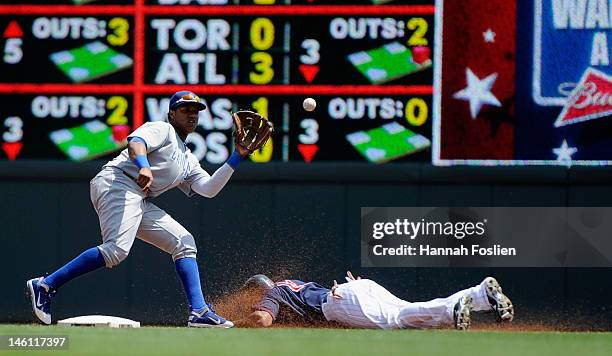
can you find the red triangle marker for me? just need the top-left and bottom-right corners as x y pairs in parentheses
(298, 144), (318, 163)
(2, 142), (23, 160)
(299, 64), (320, 83)
(3, 21), (23, 38)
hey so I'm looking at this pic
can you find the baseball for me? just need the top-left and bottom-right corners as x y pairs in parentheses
(303, 98), (317, 111)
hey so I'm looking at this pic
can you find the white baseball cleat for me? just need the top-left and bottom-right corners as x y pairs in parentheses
(187, 304), (234, 328)
(483, 277), (514, 322)
(453, 295), (473, 330)
(26, 277), (55, 325)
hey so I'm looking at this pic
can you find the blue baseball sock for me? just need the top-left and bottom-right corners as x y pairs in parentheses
(175, 257), (206, 311)
(43, 247), (106, 291)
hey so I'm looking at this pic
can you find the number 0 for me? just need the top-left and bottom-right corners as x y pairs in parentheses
(405, 98), (428, 126)
(250, 18), (275, 51)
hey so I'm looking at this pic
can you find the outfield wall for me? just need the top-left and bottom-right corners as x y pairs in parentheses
(2, 162), (612, 328)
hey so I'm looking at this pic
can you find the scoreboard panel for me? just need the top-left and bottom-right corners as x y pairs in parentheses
(0, 1), (434, 164)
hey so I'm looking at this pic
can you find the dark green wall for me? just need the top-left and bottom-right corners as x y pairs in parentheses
(2, 162), (611, 328)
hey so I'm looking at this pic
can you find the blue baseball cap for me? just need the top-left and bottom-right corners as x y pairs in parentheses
(169, 91), (207, 111)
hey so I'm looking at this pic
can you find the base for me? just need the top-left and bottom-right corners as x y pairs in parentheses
(57, 315), (140, 328)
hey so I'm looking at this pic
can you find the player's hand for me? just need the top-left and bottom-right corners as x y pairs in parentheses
(331, 280), (343, 299)
(232, 110), (273, 153)
(345, 271), (362, 282)
(136, 167), (153, 194)
(235, 144), (250, 157)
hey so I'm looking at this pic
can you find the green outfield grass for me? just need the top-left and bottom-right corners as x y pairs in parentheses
(0, 324), (611, 356)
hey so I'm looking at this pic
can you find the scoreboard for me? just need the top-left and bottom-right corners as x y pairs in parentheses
(0, 0), (434, 164)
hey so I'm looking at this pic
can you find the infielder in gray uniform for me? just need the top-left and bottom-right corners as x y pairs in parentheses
(26, 91), (267, 328)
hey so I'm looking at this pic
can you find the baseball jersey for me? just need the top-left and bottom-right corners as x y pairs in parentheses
(255, 280), (330, 323)
(103, 121), (208, 198)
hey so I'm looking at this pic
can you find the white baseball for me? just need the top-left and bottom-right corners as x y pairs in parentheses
(303, 98), (317, 111)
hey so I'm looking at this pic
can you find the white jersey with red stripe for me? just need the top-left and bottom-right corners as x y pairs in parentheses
(320, 279), (493, 329)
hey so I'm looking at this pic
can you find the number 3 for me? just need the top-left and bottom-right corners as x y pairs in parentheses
(107, 17), (129, 46)
(299, 118), (318, 144)
(3, 116), (23, 142)
(300, 39), (320, 65)
(250, 52), (274, 84)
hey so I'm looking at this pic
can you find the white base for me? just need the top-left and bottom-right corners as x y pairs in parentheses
(57, 315), (140, 328)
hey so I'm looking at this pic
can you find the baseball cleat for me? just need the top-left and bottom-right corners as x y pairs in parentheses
(188, 304), (234, 328)
(26, 277), (55, 325)
(453, 295), (473, 330)
(483, 277), (514, 322)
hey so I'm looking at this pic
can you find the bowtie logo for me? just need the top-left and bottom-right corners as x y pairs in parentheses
(555, 68), (612, 127)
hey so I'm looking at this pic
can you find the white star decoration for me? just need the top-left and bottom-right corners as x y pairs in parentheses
(553, 140), (577, 164)
(483, 28), (496, 43)
(453, 68), (502, 119)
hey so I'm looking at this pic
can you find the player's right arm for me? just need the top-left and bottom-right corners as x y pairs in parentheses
(127, 138), (153, 193)
(235, 310), (273, 328)
(126, 122), (170, 193)
(235, 291), (280, 328)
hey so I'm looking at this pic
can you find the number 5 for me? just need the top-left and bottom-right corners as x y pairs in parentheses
(4, 38), (22, 64)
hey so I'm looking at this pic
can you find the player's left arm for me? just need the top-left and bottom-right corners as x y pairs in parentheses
(189, 166), (233, 198)
(330, 271), (363, 299)
(180, 153), (238, 198)
(345, 271), (362, 282)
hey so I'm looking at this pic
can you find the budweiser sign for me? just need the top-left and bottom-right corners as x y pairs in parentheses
(555, 68), (612, 127)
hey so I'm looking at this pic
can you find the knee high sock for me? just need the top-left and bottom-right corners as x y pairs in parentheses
(43, 247), (106, 290)
(174, 257), (206, 311)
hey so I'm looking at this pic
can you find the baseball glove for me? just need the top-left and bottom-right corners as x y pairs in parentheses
(232, 110), (273, 153)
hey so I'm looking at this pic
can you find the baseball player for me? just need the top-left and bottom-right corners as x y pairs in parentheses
(26, 91), (270, 328)
(236, 272), (514, 330)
